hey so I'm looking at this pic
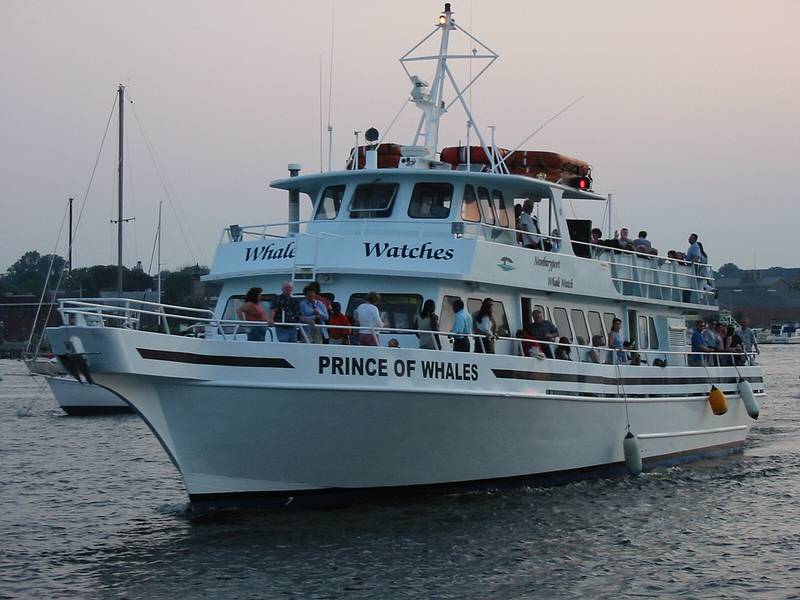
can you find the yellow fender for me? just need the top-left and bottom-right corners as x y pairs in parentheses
(708, 385), (728, 416)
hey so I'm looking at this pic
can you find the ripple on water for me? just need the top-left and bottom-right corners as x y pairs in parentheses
(2, 349), (800, 598)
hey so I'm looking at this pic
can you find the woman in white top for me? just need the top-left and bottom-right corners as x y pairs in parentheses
(354, 292), (383, 346)
(472, 298), (497, 354)
(416, 299), (441, 350)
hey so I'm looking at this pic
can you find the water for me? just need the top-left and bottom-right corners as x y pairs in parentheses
(2, 348), (799, 599)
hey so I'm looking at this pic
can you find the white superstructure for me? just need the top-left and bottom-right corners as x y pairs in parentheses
(46, 4), (764, 509)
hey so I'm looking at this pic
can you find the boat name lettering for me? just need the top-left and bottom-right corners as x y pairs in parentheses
(318, 356), (478, 381)
(364, 242), (454, 260)
(548, 276), (574, 289)
(535, 257), (560, 271)
(244, 242), (296, 262)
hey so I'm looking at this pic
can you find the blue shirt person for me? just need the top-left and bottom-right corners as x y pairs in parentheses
(689, 320), (713, 366)
(450, 298), (473, 352)
(298, 287), (329, 343)
(685, 233), (702, 262)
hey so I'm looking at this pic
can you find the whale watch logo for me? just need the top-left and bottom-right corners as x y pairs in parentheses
(244, 241), (296, 262)
(364, 241), (454, 260)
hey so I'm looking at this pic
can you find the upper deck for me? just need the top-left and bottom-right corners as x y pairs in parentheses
(206, 168), (716, 311)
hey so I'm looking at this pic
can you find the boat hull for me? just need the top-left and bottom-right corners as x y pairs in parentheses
(45, 376), (133, 416)
(46, 326), (763, 508)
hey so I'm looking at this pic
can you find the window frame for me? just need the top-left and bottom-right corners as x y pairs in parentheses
(461, 185), (481, 222)
(571, 309), (590, 346)
(348, 182), (399, 218)
(346, 293), (423, 330)
(314, 185), (345, 220)
(407, 182), (453, 219)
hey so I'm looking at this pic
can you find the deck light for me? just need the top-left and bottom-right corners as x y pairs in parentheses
(439, 15), (447, 25)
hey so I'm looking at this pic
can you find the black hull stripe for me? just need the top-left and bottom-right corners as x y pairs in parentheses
(61, 406), (135, 416)
(188, 441), (743, 510)
(493, 369), (763, 387)
(137, 348), (294, 369)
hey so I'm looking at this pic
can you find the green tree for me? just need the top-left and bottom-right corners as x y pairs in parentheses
(4, 251), (66, 295)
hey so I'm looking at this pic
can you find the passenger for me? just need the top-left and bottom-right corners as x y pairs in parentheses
(590, 228), (604, 258)
(685, 233), (702, 263)
(735, 317), (759, 359)
(550, 229), (561, 252)
(653, 358), (667, 367)
(450, 298), (473, 352)
(689, 320), (713, 366)
(271, 282), (301, 343)
(236, 287), (271, 341)
(387, 338), (400, 348)
(309, 282), (333, 342)
(354, 292), (383, 346)
(575, 335), (590, 362)
(624, 341), (642, 365)
(633, 231), (652, 254)
(299, 285), (329, 343)
(516, 329), (545, 359)
(615, 228), (635, 251)
(473, 298), (497, 354)
(730, 325), (747, 366)
(607, 318), (627, 364)
(514, 204), (523, 244)
(327, 302), (351, 345)
(519, 199), (542, 250)
(554, 336), (571, 360)
(416, 299), (441, 350)
(586, 334), (607, 364)
(718, 323), (733, 366)
(527, 309), (558, 358)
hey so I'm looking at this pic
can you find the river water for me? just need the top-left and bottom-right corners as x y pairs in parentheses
(1, 348), (799, 599)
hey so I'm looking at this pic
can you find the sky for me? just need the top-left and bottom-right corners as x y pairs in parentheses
(1, 0), (799, 273)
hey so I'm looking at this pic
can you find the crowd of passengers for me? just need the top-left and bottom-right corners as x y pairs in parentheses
(515, 199), (712, 268)
(235, 285), (757, 366)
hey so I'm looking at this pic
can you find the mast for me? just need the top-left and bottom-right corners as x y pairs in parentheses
(157, 200), (162, 302)
(116, 84), (125, 294)
(68, 197), (73, 275)
(399, 3), (498, 163)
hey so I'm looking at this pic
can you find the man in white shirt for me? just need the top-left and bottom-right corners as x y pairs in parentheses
(519, 199), (541, 250)
(354, 292), (383, 346)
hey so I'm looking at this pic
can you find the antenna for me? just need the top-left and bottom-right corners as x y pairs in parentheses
(326, 3), (336, 172)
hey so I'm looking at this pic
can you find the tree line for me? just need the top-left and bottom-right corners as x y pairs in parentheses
(0, 250), (218, 308)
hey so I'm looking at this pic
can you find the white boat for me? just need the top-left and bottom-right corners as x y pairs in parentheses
(24, 356), (133, 415)
(764, 322), (800, 344)
(46, 4), (765, 509)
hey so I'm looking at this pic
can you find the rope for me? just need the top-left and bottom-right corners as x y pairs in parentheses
(128, 94), (201, 265)
(614, 356), (632, 432)
(16, 377), (49, 418)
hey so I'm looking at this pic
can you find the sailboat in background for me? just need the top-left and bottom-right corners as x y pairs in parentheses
(26, 85), (143, 414)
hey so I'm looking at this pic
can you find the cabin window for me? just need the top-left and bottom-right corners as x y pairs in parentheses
(349, 183), (398, 218)
(638, 315), (649, 350)
(492, 190), (510, 227)
(571, 309), (590, 346)
(440, 295), (462, 334)
(477, 187), (495, 225)
(587, 311), (604, 339)
(467, 298), (510, 337)
(315, 185), (345, 220)
(648, 317), (659, 349)
(603, 312), (617, 336)
(222, 294), (275, 320)
(461, 185), (481, 222)
(552, 307), (572, 341)
(346, 293), (422, 329)
(408, 183), (453, 219)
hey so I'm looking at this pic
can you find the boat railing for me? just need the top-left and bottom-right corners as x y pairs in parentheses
(56, 298), (756, 368)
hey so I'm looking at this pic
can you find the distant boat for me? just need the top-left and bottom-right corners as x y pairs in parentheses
(763, 322), (800, 344)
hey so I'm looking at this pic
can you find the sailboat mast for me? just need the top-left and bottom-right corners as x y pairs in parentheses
(157, 200), (162, 302)
(116, 84), (125, 294)
(68, 197), (73, 275)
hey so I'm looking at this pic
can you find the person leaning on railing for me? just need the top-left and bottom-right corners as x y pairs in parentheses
(689, 320), (714, 366)
(236, 287), (271, 342)
(271, 282), (301, 343)
(450, 298), (472, 352)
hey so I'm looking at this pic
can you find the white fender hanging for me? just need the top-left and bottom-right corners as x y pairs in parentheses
(623, 431), (642, 476)
(738, 380), (759, 420)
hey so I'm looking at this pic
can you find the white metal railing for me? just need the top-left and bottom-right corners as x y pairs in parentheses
(56, 298), (758, 369)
